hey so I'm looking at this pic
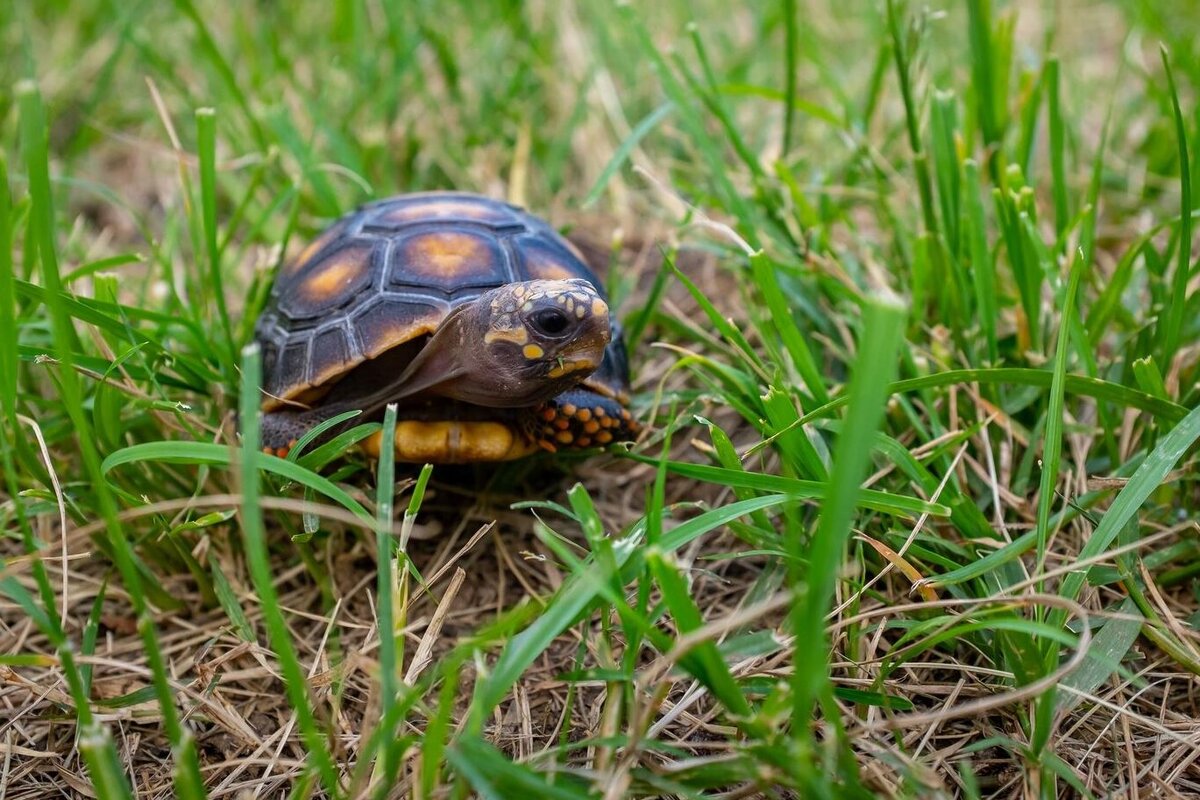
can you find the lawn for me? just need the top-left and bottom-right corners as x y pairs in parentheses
(3, 0), (1200, 797)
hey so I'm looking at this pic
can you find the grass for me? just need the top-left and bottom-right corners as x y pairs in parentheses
(2, 0), (1200, 797)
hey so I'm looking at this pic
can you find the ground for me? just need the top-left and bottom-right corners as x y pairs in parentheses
(2, 0), (1200, 798)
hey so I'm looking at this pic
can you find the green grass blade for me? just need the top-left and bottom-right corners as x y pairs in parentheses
(583, 102), (673, 207)
(236, 344), (341, 795)
(374, 403), (399, 788)
(0, 155), (15, 418)
(887, 0), (940, 242)
(1132, 356), (1167, 400)
(209, 554), (256, 642)
(1034, 250), (1085, 577)
(1157, 46), (1193, 373)
(797, 368), (1187, 426)
(448, 736), (598, 799)
(963, 160), (998, 362)
(781, 0), (798, 154)
(966, 0), (1003, 175)
(623, 455), (949, 518)
(930, 89), (962, 258)
(1046, 58), (1069, 243)
(172, 0), (267, 149)
(791, 293), (907, 734)
(1056, 597), (1140, 714)
(645, 547), (754, 718)
(101, 441), (372, 521)
(749, 252), (828, 403)
(196, 107), (236, 370)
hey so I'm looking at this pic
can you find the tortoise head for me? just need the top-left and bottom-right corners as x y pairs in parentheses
(395, 279), (612, 408)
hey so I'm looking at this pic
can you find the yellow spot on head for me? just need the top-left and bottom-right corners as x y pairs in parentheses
(484, 325), (529, 346)
(591, 298), (609, 318)
(523, 343), (545, 360)
(547, 357), (595, 379)
(575, 305), (587, 318)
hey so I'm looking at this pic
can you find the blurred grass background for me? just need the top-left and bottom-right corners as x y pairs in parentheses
(3, 0), (1200, 797)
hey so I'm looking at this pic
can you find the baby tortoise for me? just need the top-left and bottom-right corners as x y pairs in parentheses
(253, 192), (637, 463)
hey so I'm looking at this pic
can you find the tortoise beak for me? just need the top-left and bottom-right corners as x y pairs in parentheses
(546, 325), (610, 380)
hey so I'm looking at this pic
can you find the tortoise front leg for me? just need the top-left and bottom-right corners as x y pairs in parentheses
(528, 388), (638, 453)
(259, 406), (331, 458)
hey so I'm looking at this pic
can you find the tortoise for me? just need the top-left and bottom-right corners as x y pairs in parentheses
(253, 191), (637, 463)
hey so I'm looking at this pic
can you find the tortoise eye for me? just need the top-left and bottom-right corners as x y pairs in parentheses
(530, 308), (571, 337)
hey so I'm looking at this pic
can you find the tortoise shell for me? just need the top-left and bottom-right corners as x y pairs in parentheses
(255, 192), (630, 412)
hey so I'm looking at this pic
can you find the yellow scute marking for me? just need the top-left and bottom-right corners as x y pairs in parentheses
(287, 238), (324, 276)
(380, 199), (510, 225)
(284, 222), (343, 275)
(301, 255), (363, 299)
(403, 231), (493, 277)
(531, 261), (575, 281)
(363, 421), (538, 463)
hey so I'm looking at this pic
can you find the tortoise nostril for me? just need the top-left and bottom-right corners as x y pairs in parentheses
(531, 308), (571, 336)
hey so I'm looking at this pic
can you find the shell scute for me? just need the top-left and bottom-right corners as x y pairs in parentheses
(277, 241), (377, 321)
(390, 229), (511, 292)
(351, 296), (445, 360)
(367, 195), (524, 230)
